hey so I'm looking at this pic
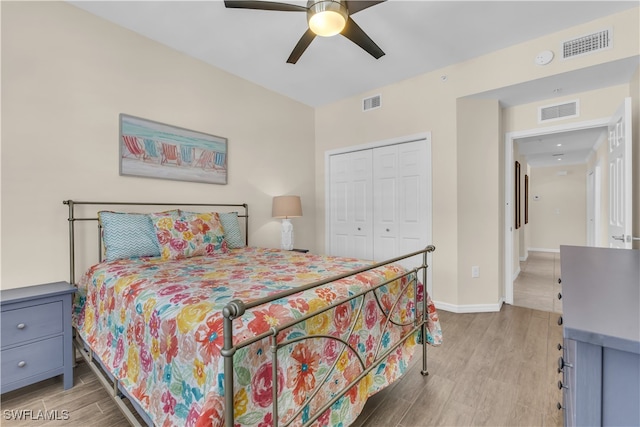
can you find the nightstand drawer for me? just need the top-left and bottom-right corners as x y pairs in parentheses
(1, 336), (64, 386)
(1, 301), (63, 348)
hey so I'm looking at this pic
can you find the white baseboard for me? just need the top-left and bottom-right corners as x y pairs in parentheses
(434, 299), (503, 313)
(528, 248), (560, 253)
(512, 266), (521, 281)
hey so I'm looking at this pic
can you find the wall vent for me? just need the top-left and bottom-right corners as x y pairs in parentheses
(363, 94), (381, 111)
(538, 100), (579, 123)
(562, 28), (611, 59)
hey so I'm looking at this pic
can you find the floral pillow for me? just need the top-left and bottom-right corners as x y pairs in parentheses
(151, 212), (228, 260)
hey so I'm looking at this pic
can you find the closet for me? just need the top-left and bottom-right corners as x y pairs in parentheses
(327, 137), (432, 272)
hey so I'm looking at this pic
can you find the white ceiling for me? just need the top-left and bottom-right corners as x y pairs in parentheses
(70, 0), (639, 167)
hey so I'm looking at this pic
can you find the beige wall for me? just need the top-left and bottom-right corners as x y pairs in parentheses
(528, 164), (588, 250)
(456, 98), (502, 306)
(1, 2), (316, 288)
(503, 85), (631, 131)
(2, 2), (638, 307)
(315, 8), (639, 310)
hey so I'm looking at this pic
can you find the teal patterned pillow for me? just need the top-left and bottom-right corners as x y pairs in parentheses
(219, 212), (245, 248)
(99, 211), (161, 261)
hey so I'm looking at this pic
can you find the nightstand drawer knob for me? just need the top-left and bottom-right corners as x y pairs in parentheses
(17, 361), (26, 368)
(16, 323), (26, 329)
(558, 356), (573, 370)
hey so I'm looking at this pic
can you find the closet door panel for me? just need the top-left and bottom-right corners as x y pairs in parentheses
(373, 145), (398, 262)
(329, 150), (373, 260)
(330, 155), (351, 258)
(397, 141), (429, 269)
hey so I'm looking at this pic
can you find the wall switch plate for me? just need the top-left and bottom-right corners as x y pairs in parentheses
(472, 266), (480, 278)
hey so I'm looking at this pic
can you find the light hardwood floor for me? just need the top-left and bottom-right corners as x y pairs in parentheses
(1, 305), (564, 427)
(513, 251), (562, 314)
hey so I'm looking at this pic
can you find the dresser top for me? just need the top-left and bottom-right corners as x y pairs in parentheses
(1, 281), (76, 305)
(560, 245), (640, 354)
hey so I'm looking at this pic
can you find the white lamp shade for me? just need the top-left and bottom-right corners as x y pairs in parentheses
(272, 195), (302, 219)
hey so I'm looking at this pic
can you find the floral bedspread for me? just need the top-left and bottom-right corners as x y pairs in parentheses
(74, 247), (442, 427)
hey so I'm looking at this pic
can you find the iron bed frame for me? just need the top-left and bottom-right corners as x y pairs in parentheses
(63, 200), (436, 427)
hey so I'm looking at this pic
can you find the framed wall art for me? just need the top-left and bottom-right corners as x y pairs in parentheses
(515, 161), (521, 229)
(525, 174), (529, 225)
(119, 114), (228, 185)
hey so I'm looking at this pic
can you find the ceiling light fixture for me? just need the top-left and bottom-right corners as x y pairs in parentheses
(307, 0), (348, 37)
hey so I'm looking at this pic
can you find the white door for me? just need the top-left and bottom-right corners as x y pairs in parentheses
(373, 141), (429, 270)
(608, 98), (632, 249)
(586, 169), (595, 246)
(329, 150), (374, 259)
(586, 164), (601, 247)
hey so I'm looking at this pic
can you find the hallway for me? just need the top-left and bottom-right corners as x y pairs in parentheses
(513, 251), (563, 313)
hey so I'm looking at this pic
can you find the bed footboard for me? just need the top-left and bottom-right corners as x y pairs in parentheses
(221, 245), (436, 427)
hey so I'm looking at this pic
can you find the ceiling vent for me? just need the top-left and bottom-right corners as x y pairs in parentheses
(363, 94), (381, 112)
(562, 28), (611, 59)
(538, 100), (579, 123)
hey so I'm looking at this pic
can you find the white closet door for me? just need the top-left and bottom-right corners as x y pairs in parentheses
(373, 140), (429, 269)
(329, 150), (374, 260)
(372, 145), (398, 261)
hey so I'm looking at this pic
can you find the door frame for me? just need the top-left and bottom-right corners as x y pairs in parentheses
(586, 159), (603, 247)
(325, 132), (433, 293)
(504, 118), (608, 305)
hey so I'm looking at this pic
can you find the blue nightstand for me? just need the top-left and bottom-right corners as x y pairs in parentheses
(1, 282), (76, 393)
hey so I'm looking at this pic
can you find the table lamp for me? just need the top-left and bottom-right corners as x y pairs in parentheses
(272, 195), (302, 250)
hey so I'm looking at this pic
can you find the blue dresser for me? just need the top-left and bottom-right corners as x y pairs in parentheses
(1, 282), (76, 394)
(559, 246), (640, 426)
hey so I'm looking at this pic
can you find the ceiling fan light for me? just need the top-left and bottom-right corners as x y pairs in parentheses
(307, 1), (347, 37)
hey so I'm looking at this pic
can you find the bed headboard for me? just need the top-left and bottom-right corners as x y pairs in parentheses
(63, 200), (249, 285)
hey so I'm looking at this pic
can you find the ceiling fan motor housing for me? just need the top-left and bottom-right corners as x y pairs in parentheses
(307, 0), (348, 37)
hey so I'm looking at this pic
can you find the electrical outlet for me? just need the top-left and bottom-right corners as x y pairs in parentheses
(472, 266), (480, 278)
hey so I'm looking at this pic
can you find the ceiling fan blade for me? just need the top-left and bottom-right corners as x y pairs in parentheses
(341, 17), (384, 59)
(344, 0), (386, 15)
(287, 29), (317, 64)
(224, 1), (307, 12)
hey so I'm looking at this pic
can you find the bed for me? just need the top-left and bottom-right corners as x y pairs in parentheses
(64, 200), (442, 427)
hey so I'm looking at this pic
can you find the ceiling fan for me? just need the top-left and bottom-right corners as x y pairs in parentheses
(224, 0), (386, 64)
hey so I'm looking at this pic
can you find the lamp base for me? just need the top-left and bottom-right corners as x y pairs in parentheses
(281, 219), (294, 250)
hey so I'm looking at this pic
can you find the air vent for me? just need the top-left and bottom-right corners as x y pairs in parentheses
(538, 100), (579, 123)
(363, 94), (381, 111)
(562, 28), (611, 59)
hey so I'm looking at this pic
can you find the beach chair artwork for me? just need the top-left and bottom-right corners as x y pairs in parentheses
(119, 114), (227, 184)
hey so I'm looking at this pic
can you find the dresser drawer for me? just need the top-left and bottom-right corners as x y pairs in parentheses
(1, 301), (63, 348)
(1, 336), (64, 386)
